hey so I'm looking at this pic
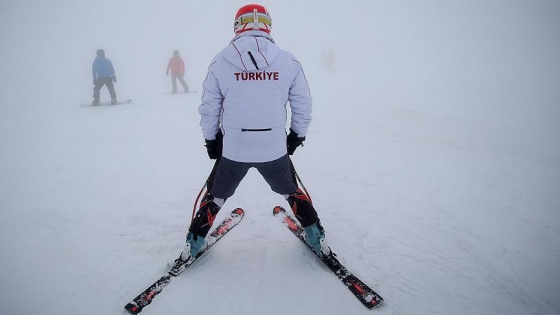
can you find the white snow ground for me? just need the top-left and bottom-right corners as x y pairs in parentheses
(1, 1), (559, 314)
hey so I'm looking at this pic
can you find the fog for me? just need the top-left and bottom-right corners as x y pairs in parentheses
(3, 0), (559, 120)
(1, 1), (559, 314)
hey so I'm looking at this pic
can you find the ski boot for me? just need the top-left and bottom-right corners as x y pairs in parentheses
(303, 220), (331, 256)
(178, 194), (222, 262)
(180, 232), (205, 261)
(111, 99), (118, 105)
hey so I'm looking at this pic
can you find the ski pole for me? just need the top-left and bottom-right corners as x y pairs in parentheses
(289, 158), (313, 205)
(191, 158), (221, 221)
(191, 183), (207, 221)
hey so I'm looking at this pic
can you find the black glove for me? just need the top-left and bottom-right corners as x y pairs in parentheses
(287, 128), (306, 155)
(112, 76), (117, 83)
(205, 131), (223, 159)
(93, 78), (97, 85)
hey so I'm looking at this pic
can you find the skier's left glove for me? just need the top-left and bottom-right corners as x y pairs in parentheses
(287, 128), (306, 155)
(205, 131), (223, 159)
(112, 76), (117, 83)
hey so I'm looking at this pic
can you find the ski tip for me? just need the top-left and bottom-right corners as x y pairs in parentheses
(124, 302), (141, 314)
(364, 292), (384, 309)
(232, 208), (245, 215)
(368, 298), (384, 309)
(273, 206), (286, 215)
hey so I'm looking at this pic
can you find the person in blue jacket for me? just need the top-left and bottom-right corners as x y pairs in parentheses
(92, 49), (118, 105)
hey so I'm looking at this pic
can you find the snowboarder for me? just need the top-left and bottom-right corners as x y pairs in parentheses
(92, 49), (118, 105)
(166, 50), (190, 93)
(180, 4), (329, 262)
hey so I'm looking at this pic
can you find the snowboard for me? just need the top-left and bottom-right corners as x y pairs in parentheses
(163, 91), (197, 94)
(80, 99), (132, 106)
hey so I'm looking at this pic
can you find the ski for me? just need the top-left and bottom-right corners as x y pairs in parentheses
(273, 206), (384, 309)
(124, 208), (245, 314)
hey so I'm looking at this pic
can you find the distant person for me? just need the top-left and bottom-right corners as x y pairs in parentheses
(92, 49), (118, 105)
(166, 50), (190, 93)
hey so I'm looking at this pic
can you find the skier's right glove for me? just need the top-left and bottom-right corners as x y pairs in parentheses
(287, 128), (306, 155)
(112, 76), (117, 83)
(204, 131), (223, 159)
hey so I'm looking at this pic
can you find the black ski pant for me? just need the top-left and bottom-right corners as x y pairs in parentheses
(93, 78), (117, 102)
(210, 155), (297, 198)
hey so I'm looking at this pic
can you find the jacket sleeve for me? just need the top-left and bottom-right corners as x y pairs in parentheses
(166, 59), (171, 74)
(92, 61), (96, 80)
(109, 60), (115, 77)
(288, 65), (312, 137)
(198, 62), (223, 140)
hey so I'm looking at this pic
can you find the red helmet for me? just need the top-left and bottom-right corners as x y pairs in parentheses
(234, 4), (272, 35)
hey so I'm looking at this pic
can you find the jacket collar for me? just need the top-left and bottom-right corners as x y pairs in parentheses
(231, 30), (275, 44)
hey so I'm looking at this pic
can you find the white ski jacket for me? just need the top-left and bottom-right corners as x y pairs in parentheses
(198, 31), (312, 163)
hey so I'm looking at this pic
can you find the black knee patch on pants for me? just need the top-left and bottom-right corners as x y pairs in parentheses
(287, 188), (318, 227)
(189, 194), (221, 238)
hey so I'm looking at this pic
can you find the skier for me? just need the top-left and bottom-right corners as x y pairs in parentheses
(92, 49), (118, 105)
(166, 50), (190, 93)
(180, 4), (330, 263)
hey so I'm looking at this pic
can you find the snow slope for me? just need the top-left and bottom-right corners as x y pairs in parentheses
(1, 0), (559, 314)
